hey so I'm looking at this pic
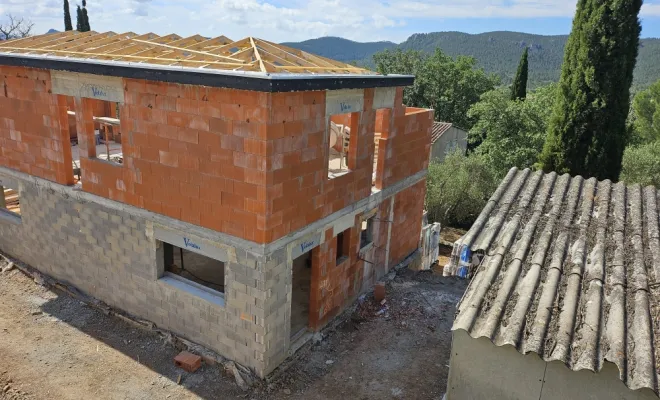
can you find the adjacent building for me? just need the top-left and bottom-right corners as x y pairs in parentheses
(446, 167), (660, 399)
(430, 122), (467, 162)
(0, 31), (433, 377)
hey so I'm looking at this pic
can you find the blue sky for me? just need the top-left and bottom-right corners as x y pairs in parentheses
(2, 0), (660, 43)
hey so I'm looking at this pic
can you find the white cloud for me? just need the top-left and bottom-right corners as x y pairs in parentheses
(0, 0), (659, 43)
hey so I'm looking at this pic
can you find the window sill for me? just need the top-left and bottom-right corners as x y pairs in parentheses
(336, 255), (349, 266)
(328, 170), (351, 180)
(91, 157), (123, 167)
(0, 210), (22, 226)
(159, 273), (225, 308)
(359, 242), (374, 256)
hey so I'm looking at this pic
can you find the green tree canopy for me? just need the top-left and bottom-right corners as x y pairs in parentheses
(425, 152), (498, 227)
(63, 0), (73, 31)
(631, 79), (660, 145)
(373, 48), (499, 129)
(511, 48), (529, 100)
(469, 84), (557, 178)
(620, 141), (660, 187)
(538, 0), (643, 180)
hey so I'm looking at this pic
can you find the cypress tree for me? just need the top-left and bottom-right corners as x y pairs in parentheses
(82, 9), (90, 32)
(82, 0), (91, 32)
(63, 0), (73, 31)
(538, 0), (642, 180)
(76, 5), (83, 32)
(511, 48), (528, 101)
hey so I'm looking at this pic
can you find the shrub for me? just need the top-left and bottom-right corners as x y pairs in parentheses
(620, 141), (660, 187)
(426, 152), (499, 227)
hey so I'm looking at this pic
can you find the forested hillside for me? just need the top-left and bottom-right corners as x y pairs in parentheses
(284, 31), (660, 89)
(281, 37), (396, 65)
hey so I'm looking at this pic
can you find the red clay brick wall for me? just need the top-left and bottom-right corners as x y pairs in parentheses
(371, 199), (392, 280)
(374, 89), (434, 190)
(0, 66), (73, 185)
(308, 189), (415, 330)
(330, 113), (352, 126)
(310, 225), (361, 329)
(263, 90), (376, 243)
(388, 180), (426, 266)
(1, 67), (430, 245)
(78, 79), (271, 243)
(374, 108), (390, 135)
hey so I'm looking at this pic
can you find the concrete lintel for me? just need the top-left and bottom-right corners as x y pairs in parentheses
(0, 209), (22, 225)
(0, 175), (20, 192)
(0, 166), (426, 259)
(263, 169), (427, 256)
(152, 224), (231, 262)
(0, 166), (265, 256)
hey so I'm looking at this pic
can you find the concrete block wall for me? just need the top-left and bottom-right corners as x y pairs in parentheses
(0, 66), (73, 185)
(0, 171), (274, 377)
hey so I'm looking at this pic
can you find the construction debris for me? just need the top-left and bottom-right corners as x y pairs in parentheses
(224, 361), (250, 391)
(0, 250), (258, 392)
(1, 262), (14, 273)
(0, 255), (14, 273)
(173, 351), (201, 373)
(374, 282), (386, 302)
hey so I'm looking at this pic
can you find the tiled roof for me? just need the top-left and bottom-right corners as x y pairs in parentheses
(451, 167), (660, 395)
(431, 122), (452, 144)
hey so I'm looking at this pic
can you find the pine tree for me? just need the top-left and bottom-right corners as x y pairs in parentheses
(63, 0), (73, 31)
(538, 0), (642, 180)
(76, 5), (83, 32)
(82, 0), (91, 32)
(511, 48), (528, 101)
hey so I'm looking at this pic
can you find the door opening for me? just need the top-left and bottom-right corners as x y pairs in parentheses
(291, 250), (312, 340)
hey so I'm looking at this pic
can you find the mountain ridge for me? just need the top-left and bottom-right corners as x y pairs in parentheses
(283, 31), (660, 89)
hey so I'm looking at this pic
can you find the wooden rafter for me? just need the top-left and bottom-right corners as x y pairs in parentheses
(0, 31), (376, 75)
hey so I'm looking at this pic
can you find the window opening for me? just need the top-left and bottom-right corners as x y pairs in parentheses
(291, 250), (312, 340)
(162, 242), (225, 293)
(328, 113), (353, 179)
(360, 215), (375, 249)
(93, 99), (123, 164)
(336, 227), (351, 264)
(0, 184), (21, 216)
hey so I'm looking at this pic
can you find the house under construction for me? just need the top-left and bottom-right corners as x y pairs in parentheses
(0, 30), (433, 377)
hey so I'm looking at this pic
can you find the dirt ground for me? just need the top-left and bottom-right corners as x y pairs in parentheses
(0, 260), (466, 400)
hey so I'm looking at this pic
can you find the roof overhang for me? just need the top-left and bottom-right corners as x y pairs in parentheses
(0, 53), (415, 92)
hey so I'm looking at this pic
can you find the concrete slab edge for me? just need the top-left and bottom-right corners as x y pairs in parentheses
(0, 165), (427, 259)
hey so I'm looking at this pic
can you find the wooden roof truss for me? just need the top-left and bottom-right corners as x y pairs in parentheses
(0, 31), (375, 75)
